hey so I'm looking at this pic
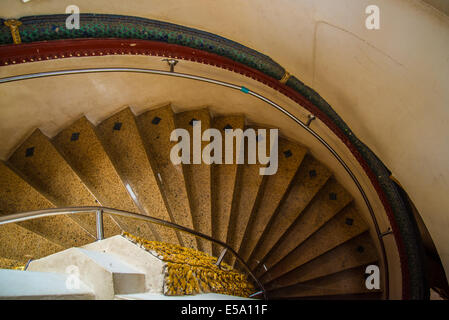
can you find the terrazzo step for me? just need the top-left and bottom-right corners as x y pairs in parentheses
(253, 177), (352, 275)
(264, 232), (378, 290)
(97, 108), (179, 245)
(28, 247), (146, 299)
(266, 266), (381, 299)
(52, 117), (157, 241)
(136, 105), (197, 249)
(238, 138), (307, 264)
(247, 154), (331, 270)
(174, 109), (213, 254)
(0, 257), (23, 269)
(258, 204), (371, 282)
(8, 129), (121, 238)
(210, 115), (245, 257)
(225, 161), (266, 266)
(0, 224), (63, 264)
(0, 269), (94, 300)
(0, 162), (94, 247)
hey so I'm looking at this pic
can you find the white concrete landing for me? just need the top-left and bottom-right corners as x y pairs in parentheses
(115, 293), (253, 300)
(28, 245), (147, 299)
(0, 269), (94, 300)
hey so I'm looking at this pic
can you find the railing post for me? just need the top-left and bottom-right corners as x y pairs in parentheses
(215, 248), (228, 266)
(96, 209), (104, 241)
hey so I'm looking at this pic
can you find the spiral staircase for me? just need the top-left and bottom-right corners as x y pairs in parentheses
(0, 104), (382, 299)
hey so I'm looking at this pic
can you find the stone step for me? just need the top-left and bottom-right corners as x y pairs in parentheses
(0, 269), (94, 300)
(247, 154), (331, 270)
(255, 177), (352, 275)
(8, 129), (120, 238)
(0, 162), (94, 247)
(266, 266), (381, 299)
(258, 204), (371, 282)
(0, 223), (63, 263)
(52, 116), (157, 241)
(239, 138), (307, 263)
(28, 246), (147, 299)
(96, 108), (179, 245)
(264, 232), (378, 290)
(82, 235), (165, 293)
(210, 115), (245, 257)
(136, 105), (197, 249)
(174, 108), (213, 254)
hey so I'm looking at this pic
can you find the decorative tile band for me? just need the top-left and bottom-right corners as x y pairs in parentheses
(0, 13), (426, 299)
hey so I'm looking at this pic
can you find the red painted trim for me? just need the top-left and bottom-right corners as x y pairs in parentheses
(0, 38), (409, 298)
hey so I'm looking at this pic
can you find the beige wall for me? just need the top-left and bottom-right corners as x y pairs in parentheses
(1, 0), (449, 283)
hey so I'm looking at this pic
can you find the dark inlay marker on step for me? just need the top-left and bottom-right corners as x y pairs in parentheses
(247, 155), (332, 271)
(175, 109), (213, 254)
(53, 117), (157, 242)
(70, 132), (80, 142)
(113, 122), (122, 131)
(346, 218), (354, 226)
(9, 129), (121, 238)
(239, 139), (307, 263)
(309, 169), (317, 178)
(329, 192), (337, 200)
(263, 233), (378, 291)
(137, 105), (197, 249)
(266, 266), (379, 299)
(0, 162), (94, 248)
(211, 115), (245, 257)
(257, 203), (367, 282)
(283, 149), (293, 158)
(25, 147), (34, 157)
(254, 178), (353, 277)
(151, 116), (161, 125)
(97, 108), (179, 245)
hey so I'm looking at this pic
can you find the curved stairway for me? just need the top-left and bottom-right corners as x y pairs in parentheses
(0, 105), (382, 299)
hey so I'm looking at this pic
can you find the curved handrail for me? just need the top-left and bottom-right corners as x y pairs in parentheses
(0, 67), (389, 298)
(0, 206), (266, 299)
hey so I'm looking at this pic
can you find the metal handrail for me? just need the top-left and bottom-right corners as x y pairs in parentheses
(0, 66), (389, 298)
(0, 206), (266, 299)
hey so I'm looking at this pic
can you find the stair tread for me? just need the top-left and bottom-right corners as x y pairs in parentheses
(259, 204), (370, 282)
(258, 204), (370, 281)
(264, 232), (378, 290)
(8, 129), (120, 238)
(267, 266), (381, 299)
(248, 154), (331, 269)
(0, 269), (94, 299)
(97, 108), (179, 245)
(226, 162), (265, 265)
(211, 115), (245, 256)
(0, 223), (63, 262)
(136, 105), (196, 249)
(239, 138), (307, 263)
(254, 177), (352, 274)
(52, 117), (156, 241)
(0, 162), (94, 247)
(174, 109), (213, 254)
(0, 257), (23, 269)
(76, 248), (144, 274)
